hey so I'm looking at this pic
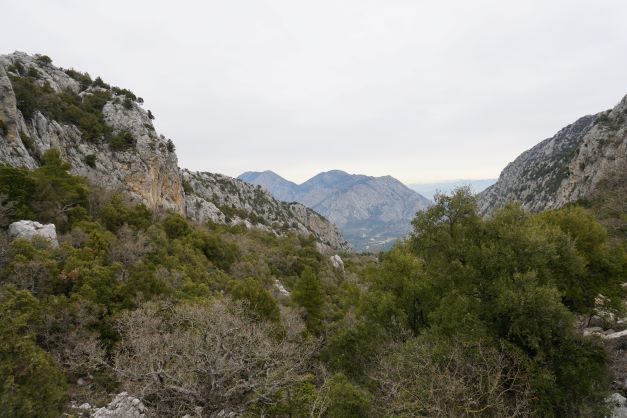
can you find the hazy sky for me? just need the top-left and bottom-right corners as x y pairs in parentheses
(2, 1), (627, 183)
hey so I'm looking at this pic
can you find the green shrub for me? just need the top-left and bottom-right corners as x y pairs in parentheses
(84, 154), (97, 168)
(64, 68), (92, 91)
(109, 131), (135, 151)
(325, 373), (372, 418)
(35, 55), (52, 65)
(19, 132), (38, 159)
(0, 285), (67, 418)
(161, 212), (190, 239)
(231, 278), (280, 322)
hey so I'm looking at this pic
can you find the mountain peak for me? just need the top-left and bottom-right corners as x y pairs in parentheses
(240, 169), (432, 251)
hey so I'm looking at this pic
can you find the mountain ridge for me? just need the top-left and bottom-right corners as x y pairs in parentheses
(0, 51), (350, 251)
(238, 169), (432, 250)
(478, 95), (627, 215)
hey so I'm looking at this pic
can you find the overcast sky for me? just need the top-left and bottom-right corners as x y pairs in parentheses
(2, 1), (627, 183)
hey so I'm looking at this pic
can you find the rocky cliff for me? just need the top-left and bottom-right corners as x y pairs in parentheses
(0, 52), (185, 213)
(0, 52), (348, 250)
(183, 170), (350, 251)
(478, 94), (627, 215)
(239, 170), (432, 251)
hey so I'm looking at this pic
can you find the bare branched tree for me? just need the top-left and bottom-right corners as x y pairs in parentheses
(112, 299), (316, 417)
(373, 335), (535, 417)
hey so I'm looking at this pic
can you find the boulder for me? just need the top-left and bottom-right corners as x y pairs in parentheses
(92, 392), (146, 418)
(274, 279), (290, 296)
(8, 220), (58, 247)
(330, 254), (344, 271)
(608, 393), (627, 418)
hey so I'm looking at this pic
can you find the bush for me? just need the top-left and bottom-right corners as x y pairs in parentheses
(161, 212), (190, 239)
(109, 131), (135, 151)
(19, 132), (37, 157)
(324, 373), (372, 418)
(35, 55), (52, 65)
(64, 69), (92, 91)
(0, 285), (67, 418)
(84, 154), (97, 168)
(231, 278), (280, 322)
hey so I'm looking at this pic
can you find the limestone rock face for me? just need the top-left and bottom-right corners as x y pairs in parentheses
(478, 94), (627, 215)
(8, 220), (58, 247)
(330, 254), (344, 271)
(183, 170), (351, 251)
(0, 52), (185, 214)
(0, 52), (350, 251)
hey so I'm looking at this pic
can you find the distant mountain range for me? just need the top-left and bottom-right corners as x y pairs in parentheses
(238, 170), (432, 251)
(408, 179), (496, 201)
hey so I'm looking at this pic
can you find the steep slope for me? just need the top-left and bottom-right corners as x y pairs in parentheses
(0, 52), (349, 250)
(183, 170), (350, 251)
(239, 169), (432, 251)
(0, 52), (185, 213)
(479, 94), (627, 215)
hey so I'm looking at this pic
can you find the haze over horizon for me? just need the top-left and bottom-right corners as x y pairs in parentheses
(2, 0), (626, 183)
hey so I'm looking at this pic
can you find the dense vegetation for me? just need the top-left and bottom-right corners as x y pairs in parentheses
(0, 154), (625, 417)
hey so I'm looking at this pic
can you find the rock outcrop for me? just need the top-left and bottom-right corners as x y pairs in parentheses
(0, 52), (185, 213)
(183, 170), (351, 251)
(239, 170), (432, 251)
(479, 94), (627, 215)
(608, 393), (627, 418)
(0, 52), (350, 251)
(72, 392), (146, 418)
(8, 220), (58, 246)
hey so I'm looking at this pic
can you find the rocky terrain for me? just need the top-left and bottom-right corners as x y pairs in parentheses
(183, 170), (350, 251)
(479, 94), (627, 215)
(0, 52), (348, 250)
(239, 170), (432, 251)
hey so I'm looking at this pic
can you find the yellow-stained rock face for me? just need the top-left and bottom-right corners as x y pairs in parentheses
(0, 52), (185, 215)
(0, 52), (350, 250)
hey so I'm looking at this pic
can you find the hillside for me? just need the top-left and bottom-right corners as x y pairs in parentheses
(478, 94), (627, 216)
(0, 52), (625, 418)
(239, 170), (432, 251)
(0, 52), (348, 250)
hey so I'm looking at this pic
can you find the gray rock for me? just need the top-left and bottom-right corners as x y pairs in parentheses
(0, 52), (185, 214)
(330, 254), (344, 271)
(583, 326), (604, 337)
(0, 52), (350, 251)
(608, 393), (627, 418)
(274, 280), (290, 296)
(183, 170), (351, 251)
(8, 220), (58, 247)
(92, 392), (146, 418)
(478, 94), (627, 215)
